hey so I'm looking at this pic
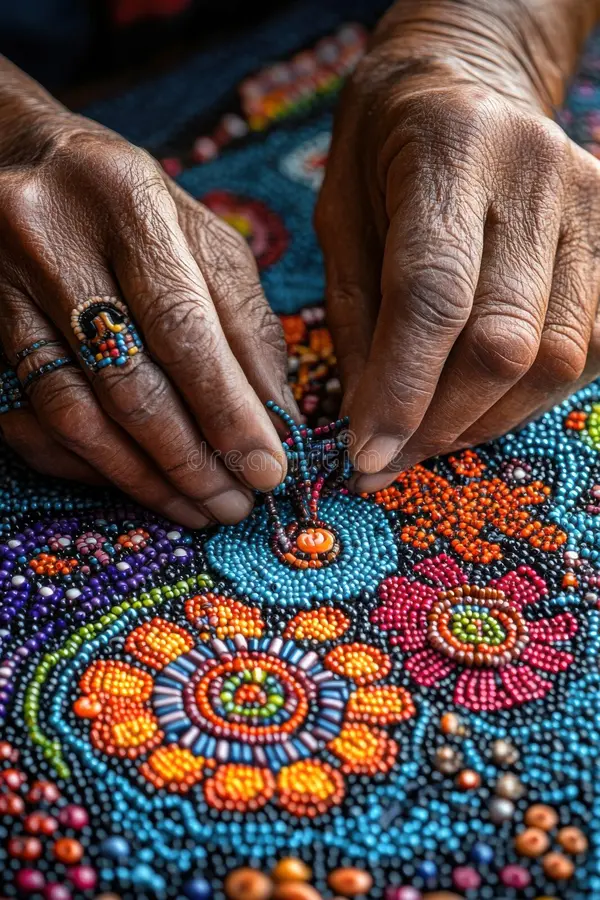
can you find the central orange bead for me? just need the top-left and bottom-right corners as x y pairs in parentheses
(296, 527), (335, 553)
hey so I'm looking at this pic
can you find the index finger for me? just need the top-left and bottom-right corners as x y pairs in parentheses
(349, 158), (486, 477)
(111, 183), (287, 492)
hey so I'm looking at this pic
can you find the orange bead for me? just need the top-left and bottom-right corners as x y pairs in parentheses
(53, 837), (84, 864)
(455, 769), (481, 791)
(514, 827), (550, 858)
(328, 868), (373, 896)
(272, 859), (312, 883)
(73, 696), (103, 718)
(557, 826), (588, 854)
(440, 713), (461, 735)
(525, 804), (559, 831)
(273, 885), (322, 900)
(543, 852), (575, 881)
(224, 868), (272, 900)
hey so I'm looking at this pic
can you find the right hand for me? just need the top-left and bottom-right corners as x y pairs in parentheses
(0, 110), (297, 527)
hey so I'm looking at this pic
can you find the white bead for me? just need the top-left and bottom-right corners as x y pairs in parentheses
(166, 531), (181, 541)
(116, 562), (130, 571)
(39, 587), (54, 597)
(11, 575), (25, 586)
(7, 540), (21, 549)
(66, 588), (81, 600)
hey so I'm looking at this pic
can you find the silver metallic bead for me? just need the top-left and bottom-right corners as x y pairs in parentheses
(489, 796), (515, 824)
(491, 739), (520, 766)
(495, 772), (525, 800)
(434, 745), (462, 775)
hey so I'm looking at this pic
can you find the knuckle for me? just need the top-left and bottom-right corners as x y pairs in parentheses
(143, 293), (215, 367)
(467, 314), (538, 381)
(32, 381), (100, 453)
(233, 290), (287, 357)
(394, 265), (472, 332)
(100, 359), (170, 426)
(535, 327), (588, 386)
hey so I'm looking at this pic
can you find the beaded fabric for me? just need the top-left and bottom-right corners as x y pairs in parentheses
(3, 4), (600, 900)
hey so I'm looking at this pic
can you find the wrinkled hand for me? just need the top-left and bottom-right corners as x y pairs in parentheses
(0, 114), (296, 525)
(316, 41), (600, 491)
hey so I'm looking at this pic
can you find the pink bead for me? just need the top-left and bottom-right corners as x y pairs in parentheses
(44, 884), (71, 900)
(192, 138), (218, 163)
(67, 866), (97, 891)
(59, 804), (89, 830)
(452, 866), (482, 890)
(16, 869), (46, 892)
(385, 888), (422, 900)
(160, 157), (183, 177)
(500, 864), (531, 888)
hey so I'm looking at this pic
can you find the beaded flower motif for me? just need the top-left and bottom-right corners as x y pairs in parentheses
(371, 554), (578, 711)
(73, 599), (414, 816)
(368, 450), (567, 564)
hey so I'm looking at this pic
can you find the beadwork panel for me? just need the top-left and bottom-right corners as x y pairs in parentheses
(4, 5), (600, 900)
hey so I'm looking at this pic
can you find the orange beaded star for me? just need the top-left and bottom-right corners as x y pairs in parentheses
(367, 450), (566, 563)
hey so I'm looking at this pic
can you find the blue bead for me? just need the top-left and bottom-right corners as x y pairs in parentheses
(183, 877), (212, 900)
(471, 842), (494, 864)
(101, 836), (131, 859)
(417, 860), (437, 880)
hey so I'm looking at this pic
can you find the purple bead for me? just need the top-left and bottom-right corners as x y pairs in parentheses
(452, 867), (481, 890)
(500, 865), (531, 888)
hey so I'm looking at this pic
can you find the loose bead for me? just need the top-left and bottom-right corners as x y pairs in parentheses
(328, 868), (373, 896)
(224, 868), (272, 900)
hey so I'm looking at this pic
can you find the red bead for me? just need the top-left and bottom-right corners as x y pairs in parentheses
(0, 791), (25, 815)
(1, 767), (26, 790)
(27, 780), (61, 804)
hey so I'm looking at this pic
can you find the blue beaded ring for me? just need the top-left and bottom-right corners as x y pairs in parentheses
(15, 339), (62, 363)
(20, 357), (75, 390)
(71, 297), (143, 372)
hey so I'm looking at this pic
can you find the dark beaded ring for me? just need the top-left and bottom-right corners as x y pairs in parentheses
(15, 339), (63, 363)
(20, 357), (76, 390)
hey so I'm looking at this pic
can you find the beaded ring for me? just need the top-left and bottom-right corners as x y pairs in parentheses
(71, 297), (143, 372)
(20, 357), (76, 391)
(15, 339), (63, 363)
(0, 368), (27, 413)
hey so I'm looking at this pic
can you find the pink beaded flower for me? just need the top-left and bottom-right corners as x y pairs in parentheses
(371, 554), (578, 711)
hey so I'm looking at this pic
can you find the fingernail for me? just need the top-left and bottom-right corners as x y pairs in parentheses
(164, 498), (211, 530)
(204, 490), (254, 524)
(352, 435), (405, 474)
(352, 469), (402, 495)
(242, 449), (286, 491)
